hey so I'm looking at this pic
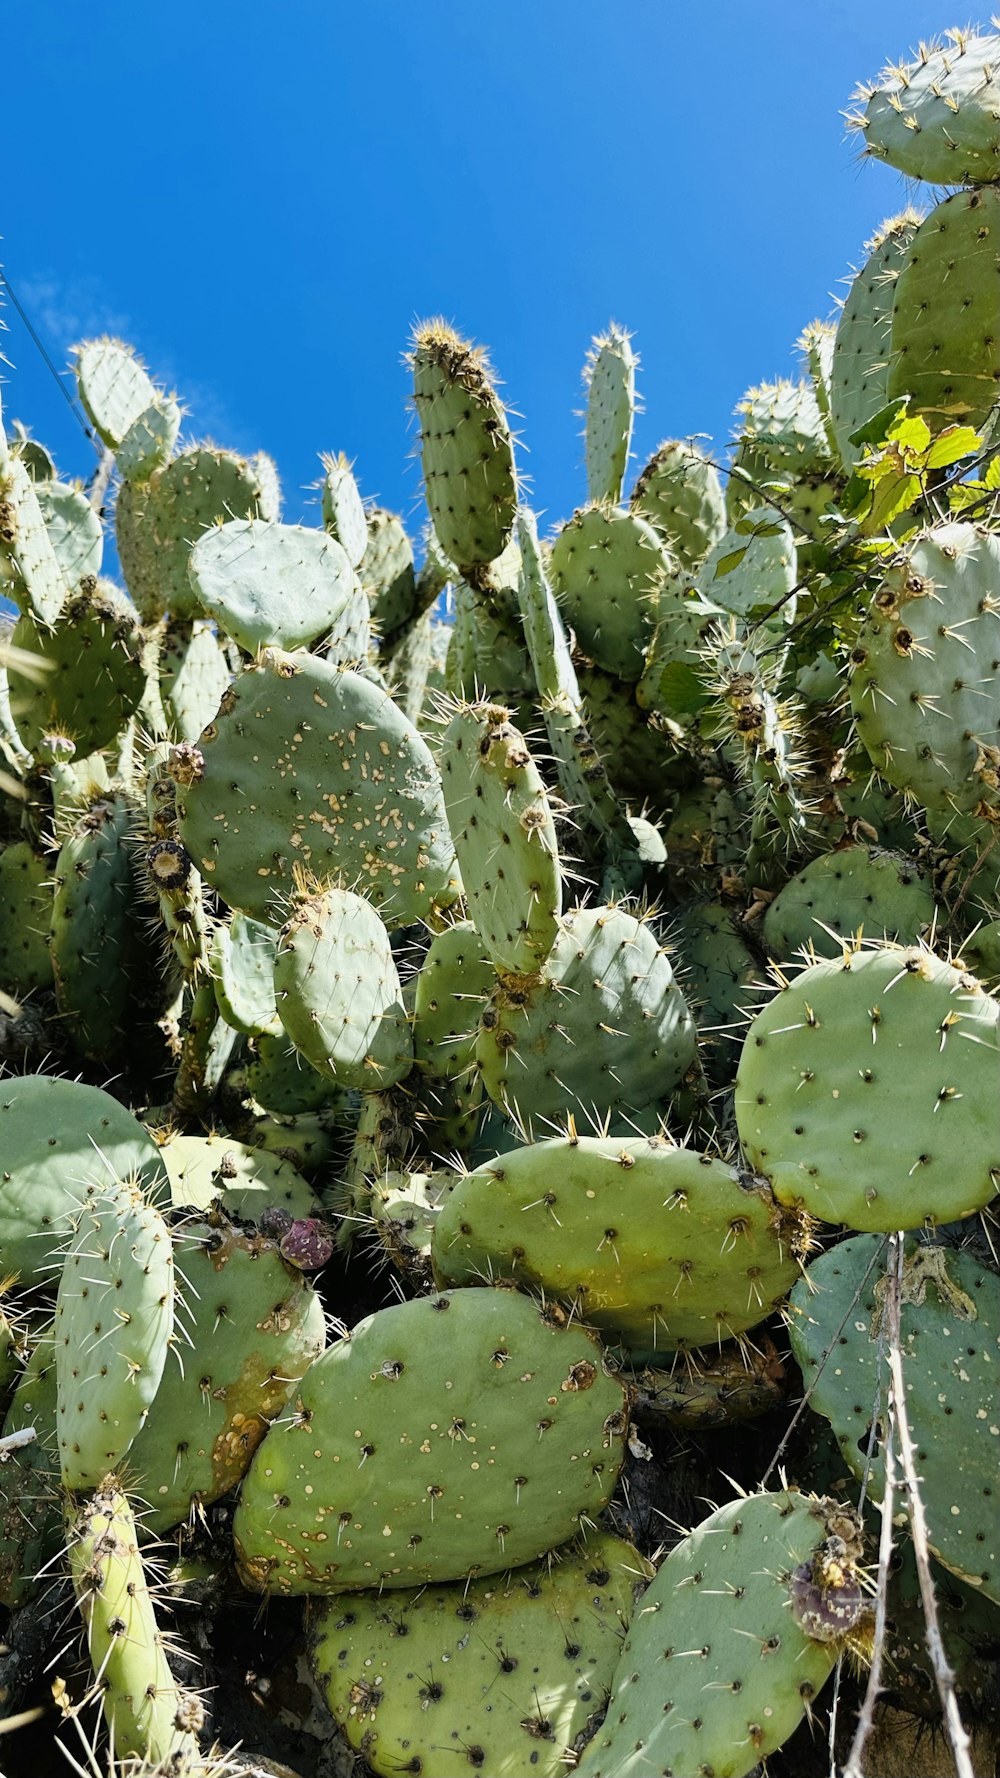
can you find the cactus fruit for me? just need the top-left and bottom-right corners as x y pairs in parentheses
(233, 1286), (628, 1594)
(67, 1484), (203, 1765)
(410, 321), (518, 574)
(851, 28), (1000, 186)
(735, 942), (1000, 1231)
(583, 324), (637, 507)
(273, 878), (413, 1091)
(55, 1174), (175, 1491)
(432, 1134), (810, 1357)
(175, 649), (459, 929)
(188, 517), (357, 654)
(310, 1531), (651, 1778)
(576, 1490), (869, 1778)
(440, 700), (562, 977)
(789, 1236), (1000, 1603)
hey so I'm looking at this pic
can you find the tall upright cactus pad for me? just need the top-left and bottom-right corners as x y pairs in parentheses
(732, 378), (834, 483)
(156, 618), (232, 743)
(432, 1134), (810, 1357)
(830, 212), (922, 469)
(73, 337), (174, 452)
(576, 1491), (868, 1778)
(125, 1211), (326, 1533)
(0, 1075), (169, 1287)
(273, 880), (413, 1090)
(412, 920), (492, 1147)
(410, 322), (518, 575)
(735, 943), (1000, 1231)
(789, 1237), (1000, 1603)
(887, 187), (1000, 433)
(34, 481), (103, 584)
(211, 910), (282, 1036)
(8, 581), (146, 758)
(849, 522), (1000, 821)
(358, 507), (417, 640)
(175, 650), (458, 928)
(233, 1287), (628, 1595)
(310, 1532), (651, 1778)
(50, 793), (148, 1061)
(851, 28), (1000, 186)
(320, 451), (368, 568)
(583, 323), (637, 506)
(67, 1486), (203, 1767)
(550, 505), (670, 681)
(475, 904), (702, 1128)
(0, 454), (69, 625)
(630, 439), (726, 569)
(0, 1333), (62, 1607)
(189, 518), (356, 654)
(0, 840), (54, 992)
(440, 700), (562, 976)
(55, 1175), (175, 1491)
(116, 446), (273, 621)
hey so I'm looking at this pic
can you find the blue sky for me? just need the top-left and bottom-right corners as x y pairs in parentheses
(4, 1), (957, 549)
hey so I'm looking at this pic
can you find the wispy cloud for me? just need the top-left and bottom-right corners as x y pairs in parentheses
(6, 271), (131, 357)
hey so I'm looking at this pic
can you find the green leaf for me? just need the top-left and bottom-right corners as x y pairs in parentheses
(924, 427), (982, 470)
(654, 661), (711, 716)
(856, 471), (921, 537)
(888, 414), (932, 458)
(848, 399), (911, 451)
(711, 546), (748, 579)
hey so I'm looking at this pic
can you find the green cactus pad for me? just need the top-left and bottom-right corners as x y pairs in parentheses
(189, 518), (356, 654)
(735, 943), (1000, 1231)
(115, 396), (182, 481)
(0, 1333), (62, 1607)
(789, 1237), (1000, 1603)
(411, 322), (518, 575)
(440, 701), (562, 976)
(321, 452), (368, 568)
(584, 324), (637, 506)
(550, 504), (669, 681)
(630, 439), (726, 569)
(67, 1485), (202, 1766)
(0, 840), (54, 993)
(697, 505), (796, 631)
(577, 1490), (867, 1778)
(733, 378), (834, 483)
(240, 1030), (336, 1116)
(50, 794), (146, 1061)
(367, 1168), (459, 1289)
(156, 1131), (316, 1218)
(850, 523), (1000, 821)
(310, 1531), (651, 1778)
(854, 29), (1000, 186)
(432, 1134), (810, 1358)
(762, 845), (936, 961)
(359, 507), (416, 640)
(233, 1286), (627, 1595)
(33, 481), (103, 584)
(475, 904), (701, 1129)
(55, 1175), (175, 1491)
(273, 882), (413, 1091)
(8, 582), (146, 758)
(176, 650), (458, 928)
(116, 445), (271, 621)
(125, 1211), (325, 1532)
(830, 212), (922, 470)
(0, 1074), (169, 1287)
(0, 455), (69, 625)
(157, 618), (232, 743)
(412, 920), (492, 1148)
(212, 910), (282, 1036)
(888, 188), (1000, 432)
(74, 337), (167, 451)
